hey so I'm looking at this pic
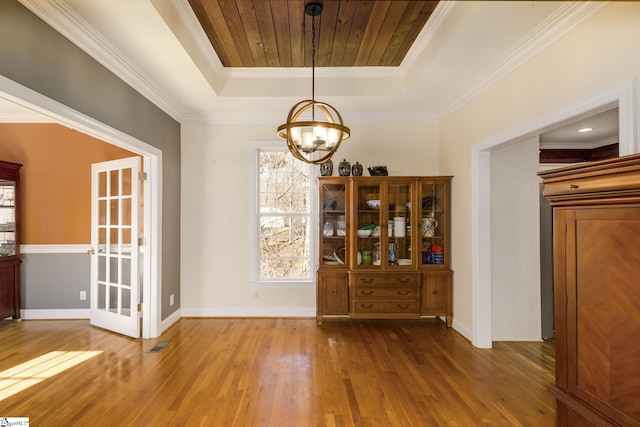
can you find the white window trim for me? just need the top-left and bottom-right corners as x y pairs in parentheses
(248, 140), (318, 289)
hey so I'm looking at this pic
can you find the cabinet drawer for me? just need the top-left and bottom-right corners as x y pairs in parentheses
(352, 287), (418, 299)
(351, 300), (420, 315)
(351, 273), (419, 287)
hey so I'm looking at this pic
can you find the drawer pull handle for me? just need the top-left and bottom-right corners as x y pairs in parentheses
(397, 291), (410, 296)
(362, 278), (374, 284)
(397, 304), (410, 309)
(398, 278), (411, 283)
(360, 290), (374, 296)
(332, 290), (337, 295)
(569, 184), (579, 189)
(360, 304), (374, 309)
(432, 290), (438, 295)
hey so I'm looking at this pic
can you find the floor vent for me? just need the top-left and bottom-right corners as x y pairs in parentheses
(148, 340), (170, 353)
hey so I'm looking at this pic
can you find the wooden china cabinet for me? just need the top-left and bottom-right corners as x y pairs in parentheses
(317, 176), (452, 326)
(540, 154), (640, 427)
(0, 161), (22, 321)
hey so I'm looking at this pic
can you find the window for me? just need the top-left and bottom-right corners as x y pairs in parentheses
(250, 143), (315, 286)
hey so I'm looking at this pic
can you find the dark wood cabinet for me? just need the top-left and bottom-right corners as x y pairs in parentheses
(540, 154), (640, 427)
(0, 161), (22, 321)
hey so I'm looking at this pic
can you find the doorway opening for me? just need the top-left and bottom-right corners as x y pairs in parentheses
(472, 78), (637, 348)
(0, 79), (162, 339)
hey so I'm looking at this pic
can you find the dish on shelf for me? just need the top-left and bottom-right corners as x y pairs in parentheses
(333, 246), (346, 264)
(366, 199), (380, 209)
(357, 229), (371, 237)
(397, 259), (411, 265)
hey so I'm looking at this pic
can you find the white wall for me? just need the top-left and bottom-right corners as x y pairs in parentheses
(490, 136), (541, 340)
(180, 120), (439, 314)
(440, 2), (640, 343)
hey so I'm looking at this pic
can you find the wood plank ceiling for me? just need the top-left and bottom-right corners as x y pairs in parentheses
(188, 0), (439, 67)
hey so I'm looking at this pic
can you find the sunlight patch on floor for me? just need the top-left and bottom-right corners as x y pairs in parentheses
(0, 351), (102, 401)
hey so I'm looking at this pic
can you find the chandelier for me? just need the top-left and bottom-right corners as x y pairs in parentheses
(277, 2), (350, 165)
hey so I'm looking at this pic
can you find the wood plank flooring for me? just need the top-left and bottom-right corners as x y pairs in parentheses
(0, 318), (556, 426)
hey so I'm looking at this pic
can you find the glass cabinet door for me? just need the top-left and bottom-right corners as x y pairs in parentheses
(419, 180), (449, 267)
(0, 179), (16, 257)
(353, 180), (381, 267)
(387, 181), (413, 267)
(319, 179), (348, 267)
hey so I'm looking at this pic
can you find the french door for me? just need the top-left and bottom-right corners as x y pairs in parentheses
(89, 157), (141, 338)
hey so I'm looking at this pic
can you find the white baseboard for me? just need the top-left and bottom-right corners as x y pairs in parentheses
(452, 319), (473, 343)
(181, 307), (316, 317)
(21, 309), (90, 319)
(160, 308), (181, 333)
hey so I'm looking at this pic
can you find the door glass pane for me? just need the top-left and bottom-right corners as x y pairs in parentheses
(122, 168), (132, 196)
(98, 228), (106, 253)
(121, 288), (131, 317)
(110, 228), (119, 249)
(98, 284), (106, 310)
(109, 285), (118, 313)
(110, 200), (119, 225)
(320, 182), (347, 266)
(98, 172), (107, 198)
(355, 183), (381, 267)
(110, 170), (120, 196)
(98, 255), (106, 282)
(121, 258), (131, 286)
(122, 198), (132, 225)
(110, 257), (119, 284)
(388, 183), (411, 265)
(421, 182), (444, 265)
(121, 228), (132, 255)
(98, 200), (107, 225)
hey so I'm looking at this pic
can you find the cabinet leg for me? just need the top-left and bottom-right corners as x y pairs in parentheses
(445, 316), (452, 328)
(316, 316), (323, 327)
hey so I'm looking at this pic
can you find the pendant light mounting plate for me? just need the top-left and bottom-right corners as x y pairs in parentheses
(305, 3), (322, 17)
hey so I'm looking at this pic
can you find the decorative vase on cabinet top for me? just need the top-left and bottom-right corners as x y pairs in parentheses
(338, 159), (351, 176)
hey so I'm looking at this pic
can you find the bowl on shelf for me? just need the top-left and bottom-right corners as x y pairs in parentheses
(357, 229), (372, 237)
(366, 199), (381, 209)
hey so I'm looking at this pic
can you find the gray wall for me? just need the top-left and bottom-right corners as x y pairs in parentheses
(0, 0), (181, 320)
(21, 253), (90, 309)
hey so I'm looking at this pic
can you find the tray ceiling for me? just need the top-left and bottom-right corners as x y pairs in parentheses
(188, 0), (439, 67)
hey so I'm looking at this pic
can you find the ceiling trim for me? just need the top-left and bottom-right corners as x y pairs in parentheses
(437, 1), (607, 120)
(181, 110), (438, 125)
(540, 135), (619, 150)
(18, 0), (187, 122)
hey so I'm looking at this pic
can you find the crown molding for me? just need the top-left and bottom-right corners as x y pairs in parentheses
(540, 135), (618, 150)
(437, 1), (607, 120)
(181, 110), (437, 125)
(18, 0), (187, 122)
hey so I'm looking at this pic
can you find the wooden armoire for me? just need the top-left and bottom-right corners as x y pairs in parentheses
(540, 154), (640, 427)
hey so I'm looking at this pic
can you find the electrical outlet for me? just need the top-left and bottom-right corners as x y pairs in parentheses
(169, 294), (175, 306)
(253, 290), (260, 300)
(80, 291), (87, 300)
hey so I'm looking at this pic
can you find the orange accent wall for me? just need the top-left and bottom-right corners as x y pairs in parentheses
(0, 123), (136, 244)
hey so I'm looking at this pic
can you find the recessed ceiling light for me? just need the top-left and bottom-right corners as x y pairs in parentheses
(578, 127), (593, 133)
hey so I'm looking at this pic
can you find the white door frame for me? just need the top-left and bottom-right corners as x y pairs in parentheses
(471, 78), (637, 348)
(0, 76), (163, 339)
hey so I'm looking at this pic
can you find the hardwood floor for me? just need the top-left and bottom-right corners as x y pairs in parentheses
(0, 318), (556, 426)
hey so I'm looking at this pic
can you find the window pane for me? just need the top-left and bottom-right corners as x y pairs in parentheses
(257, 148), (312, 281)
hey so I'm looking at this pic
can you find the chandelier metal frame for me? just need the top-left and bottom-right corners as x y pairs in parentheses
(277, 2), (350, 165)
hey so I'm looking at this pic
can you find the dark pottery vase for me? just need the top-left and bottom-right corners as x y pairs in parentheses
(338, 159), (351, 176)
(319, 159), (333, 176)
(351, 162), (363, 176)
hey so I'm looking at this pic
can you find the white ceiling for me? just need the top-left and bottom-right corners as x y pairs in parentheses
(5, 0), (616, 144)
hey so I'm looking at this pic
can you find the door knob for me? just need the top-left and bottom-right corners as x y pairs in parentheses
(87, 248), (95, 255)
